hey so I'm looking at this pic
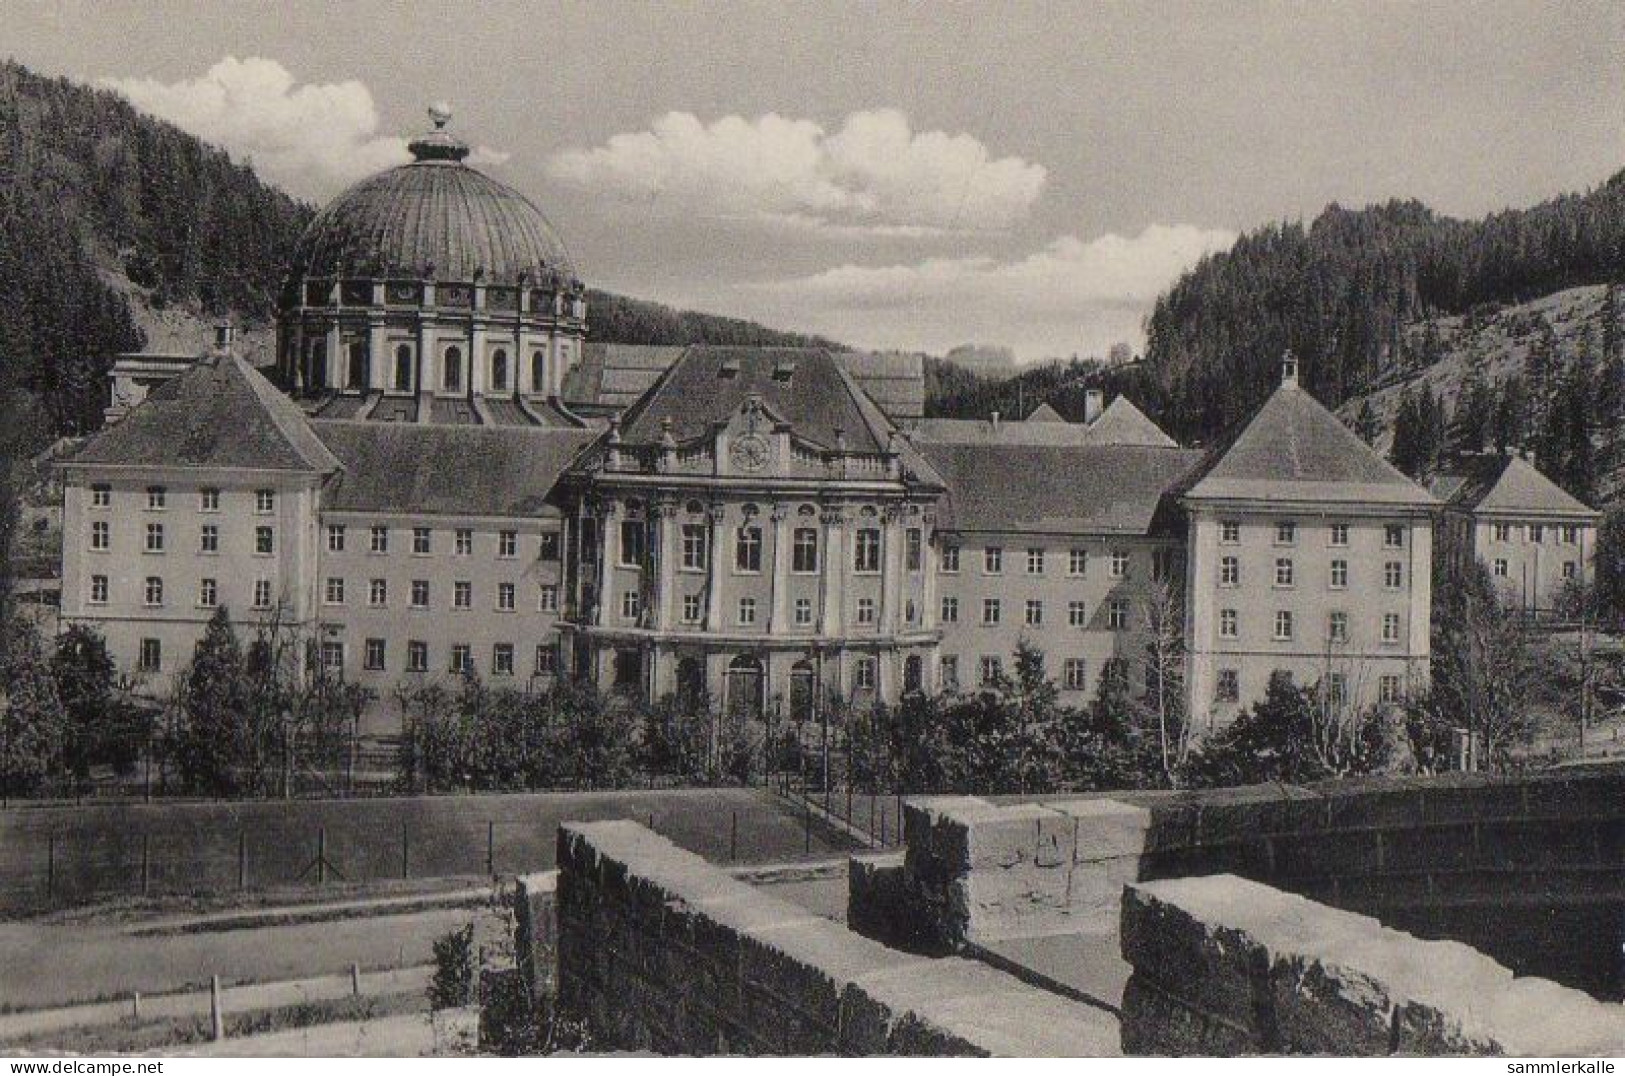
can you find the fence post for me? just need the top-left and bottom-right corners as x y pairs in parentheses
(46, 834), (55, 901)
(486, 820), (495, 878)
(351, 963), (361, 997)
(131, 992), (141, 1021)
(209, 975), (224, 1041)
(400, 820), (409, 880)
(237, 829), (247, 891)
(317, 826), (327, 887)
(140, 834), (150, 897)
(803, 796), (811, 854)
(730, 811), (738, 863)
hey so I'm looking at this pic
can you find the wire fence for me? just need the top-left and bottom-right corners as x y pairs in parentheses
(0, 787), (862, 913)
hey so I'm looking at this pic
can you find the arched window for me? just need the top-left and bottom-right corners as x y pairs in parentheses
(347, 340), (368, 390)
(531, 349), (547, 393)
(394, 345), (413, 391)
(442, 346), (463, 391)
(490, 348), (508, 391)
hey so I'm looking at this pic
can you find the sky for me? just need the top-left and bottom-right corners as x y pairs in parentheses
(7, 0), (1624, 361)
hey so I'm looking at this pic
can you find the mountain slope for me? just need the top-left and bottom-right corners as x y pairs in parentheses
(0, 60), (838, 449)
(1142, 175), (1625, 446)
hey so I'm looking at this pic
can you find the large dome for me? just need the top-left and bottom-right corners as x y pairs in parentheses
(286, 112), (577, 289)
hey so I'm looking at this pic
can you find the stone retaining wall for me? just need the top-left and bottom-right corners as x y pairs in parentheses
(554, 819), (1119, 1055)
(1119, 875), (1624, 1056)
(896, 770), (1624, 997)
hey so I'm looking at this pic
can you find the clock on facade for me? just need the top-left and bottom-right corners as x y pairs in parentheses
(729, 433), (772, 472)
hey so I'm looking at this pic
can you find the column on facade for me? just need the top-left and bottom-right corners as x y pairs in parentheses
(819, 506), (846, 637)
(768, 502), (789, 632)
(921, 513), (939, 632)
(469, 300), (487, 398)
(654, 497), (678, 630)
(880, 506), (904, 634)
(597, 500), (620, 627)
(414, 309), (433, 421)
(705, 503), (727, 629)
(324, 322), (342, 389)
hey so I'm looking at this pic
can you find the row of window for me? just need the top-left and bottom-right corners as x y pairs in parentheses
(617, 592), (923, 628)
(1492, 557), (1582, 580)
(93, 574), (562, 613)
(622, 523), (924, 575)
(1217, 556), (1406, 590)
(1213, 669), (1406, 706)
(939, 596), (1132, 630)
(314, 341), (558, 395)
(325, 524), (557, 559)
(91, 520), (278, 556)
(938, 654), (1092, 691)
(1216, 608), (1406, 644)
(1219, 521), (1407, 548)
(91, 485), (277, 513)
(938, 545), (1155, 579)
(1488, 522), (1583, 545)
(134, 636), (561, 677)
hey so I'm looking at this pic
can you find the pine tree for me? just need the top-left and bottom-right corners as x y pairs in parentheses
(0, 616), (68, 795)
(173, 607), (248, 795)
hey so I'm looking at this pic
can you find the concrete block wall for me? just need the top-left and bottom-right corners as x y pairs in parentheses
(1119, 875), (1624, 1056)
(899, 795), (1153, 949)
(554, 819), (1119, 1056)
(896, 770), (1623, 998)
(513, 870), (558, 1004)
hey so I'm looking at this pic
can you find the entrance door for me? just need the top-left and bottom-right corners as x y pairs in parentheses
(789, 660), (815, 724)
(726, 654), (764, 720)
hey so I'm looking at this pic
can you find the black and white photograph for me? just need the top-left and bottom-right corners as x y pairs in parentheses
(0, 0), (1621, 1062)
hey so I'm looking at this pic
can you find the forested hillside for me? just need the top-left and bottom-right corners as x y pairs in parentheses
(583, 290), (839, 349)
(1142, 175), (1625, 444)
(0, 61), (838, 448)
(0, 61), (311, 436)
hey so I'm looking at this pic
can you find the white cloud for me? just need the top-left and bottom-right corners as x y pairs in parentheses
(102, 57), (507, 199)
(736, 224), (1236, 360)
(547, 108), (1046, 234)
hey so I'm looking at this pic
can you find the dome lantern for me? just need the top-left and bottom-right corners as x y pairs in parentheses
(408, 103), (470, 163)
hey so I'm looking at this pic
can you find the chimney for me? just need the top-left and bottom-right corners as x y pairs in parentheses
(1281, 349), (1300, 387)
(1084, 389), (1104, 424)
(990, 410), (1001, 433)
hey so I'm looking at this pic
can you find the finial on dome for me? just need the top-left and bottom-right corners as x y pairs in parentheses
(1281, 349), (1300, 387)
(409, 103), (470, 163)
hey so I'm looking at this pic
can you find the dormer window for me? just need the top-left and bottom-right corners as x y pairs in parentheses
(772, 362), (796, 383)
(718, 360), (740, 380)
(531, 350), (547, 393)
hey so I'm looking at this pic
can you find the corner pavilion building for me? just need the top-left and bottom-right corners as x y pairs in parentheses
(58, 108), (1550, 732)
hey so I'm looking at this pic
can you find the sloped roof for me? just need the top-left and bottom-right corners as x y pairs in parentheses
(1025, 402), (1066, 423)
(1429, 453), (1597, 518)
(1183, 382), (1435, 507)
(314, 422), (595, 517)
(73, 352), (340, 473)
(837, 351), (925, 422)
(921, 442), (1205, 535)
(564, 344), (925, 423)
(916, 394), (1176, 449)
(564, 344), (686, 412)
(618, 346), (891, 453)
(1087, 396), (1178, 448)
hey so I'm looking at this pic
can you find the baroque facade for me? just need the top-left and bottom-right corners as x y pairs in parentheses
(56, 108), (1585, 733)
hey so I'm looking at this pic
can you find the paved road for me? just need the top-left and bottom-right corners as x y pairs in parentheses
(0, 965), (431, 1042)
(0, 904), (474, 1010)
